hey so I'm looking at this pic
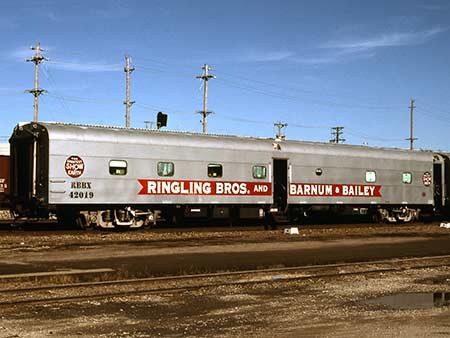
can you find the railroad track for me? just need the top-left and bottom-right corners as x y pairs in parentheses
(2, 254), (450, 307)
(0, 221), (430, 233)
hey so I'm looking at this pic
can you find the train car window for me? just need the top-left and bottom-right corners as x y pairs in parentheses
(365, 170), (376, 183)
(157, 162), (174, 177)
(402, 172), (412, 184)
(208, 164), (223, 178)
(253, 165), (267, 179)
(109, 160), (127, 176)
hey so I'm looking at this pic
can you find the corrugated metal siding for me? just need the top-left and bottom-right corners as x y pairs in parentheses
(41, 122), (432, 161)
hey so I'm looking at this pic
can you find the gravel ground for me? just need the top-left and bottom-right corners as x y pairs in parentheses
(1, 266), (450, 337)
(0, 222), (449, 337)
(0, 222), (448, 250)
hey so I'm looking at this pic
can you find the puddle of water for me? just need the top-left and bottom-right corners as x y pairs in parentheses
(366, 292), (450, 310)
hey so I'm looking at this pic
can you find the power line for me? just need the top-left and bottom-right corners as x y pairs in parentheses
(215, 77), (401, 111)
(134, 65), (166, 74)
(127, 58), (403, 111)
(420, 102), (450, 116)
(32, 54), (439, 146)
(215, 77), (297, 100)
(134, 102), (193, 115)
(345, 128), (406, 142)
(45, 93), (409, 145)
(41, 54), (442, 123)
(215, 113), (273, 125)
(45, 91), (401, 142)
(133, 57), (195, 76)
(215, 113), (331, 130)
(0, 89), (23, 96)
(289, 122), (330, 129)
(416, 107), (450, 124)
(45, 89), (411, 145)
(41, 64), (73, 117)
(46, 93), (121, 104)
(125, 57), (405, 112)
(212, 67), (404, 111)
(215, 69), (401, 110)
(135, 64), (190, 77)
(46, 60), (122, 72)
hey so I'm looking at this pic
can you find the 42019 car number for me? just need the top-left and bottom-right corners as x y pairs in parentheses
(69, 191), (94, 199)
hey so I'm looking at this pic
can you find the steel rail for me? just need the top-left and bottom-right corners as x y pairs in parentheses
(2, 253), (450, 294)
(1, 254), (450, 307)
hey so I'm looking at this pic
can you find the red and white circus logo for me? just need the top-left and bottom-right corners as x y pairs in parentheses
(422, 172), (432, 186)
(65, 155), (85, 178)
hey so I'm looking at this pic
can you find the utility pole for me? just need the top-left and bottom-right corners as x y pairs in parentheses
(330, 126), (345, 144)
(26, 42), (47, 123)
(274, 122), (288, 140)
(406, 99), (417, 150)
(124, 55), (135, 128)
(196, 64), (215, 134)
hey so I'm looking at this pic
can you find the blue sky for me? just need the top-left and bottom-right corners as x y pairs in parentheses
(1, 0), (450, 151)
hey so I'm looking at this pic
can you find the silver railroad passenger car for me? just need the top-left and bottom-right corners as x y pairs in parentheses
(9, 122), (449, 228)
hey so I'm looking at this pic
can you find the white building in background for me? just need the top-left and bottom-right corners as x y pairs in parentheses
(0, 144), (9, 156)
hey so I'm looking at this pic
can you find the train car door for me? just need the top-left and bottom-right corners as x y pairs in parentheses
(273, 159), (288, 212)
(445, 155), (450, 210)
(10, 124), (49, 209)
(433, 154), (447, 211)
(434, 162), (443, 210)
(440, 154), (450, 212)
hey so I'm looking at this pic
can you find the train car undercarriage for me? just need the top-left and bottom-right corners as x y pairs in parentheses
(46, 203), (434, 230)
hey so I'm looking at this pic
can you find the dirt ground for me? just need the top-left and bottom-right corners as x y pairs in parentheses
(0, 222), (450, 337)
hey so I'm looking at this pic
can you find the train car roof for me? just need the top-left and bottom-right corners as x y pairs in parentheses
(13, 122), (433, 161)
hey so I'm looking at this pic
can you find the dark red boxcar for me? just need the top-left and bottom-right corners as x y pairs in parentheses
(0, 155), (9, 198)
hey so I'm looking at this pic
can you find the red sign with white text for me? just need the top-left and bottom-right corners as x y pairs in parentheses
(138, 179), (272, 196)
(290, 183), (382, 197)
(65, 155), (85, 178)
